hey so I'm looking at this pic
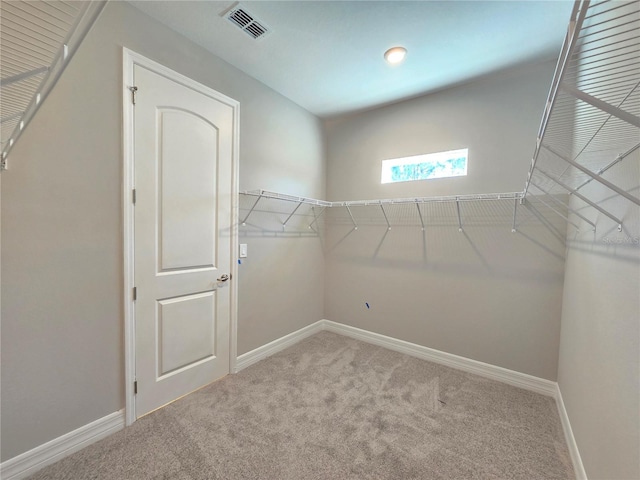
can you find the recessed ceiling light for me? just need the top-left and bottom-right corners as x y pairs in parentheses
(384, 46), (407, 65)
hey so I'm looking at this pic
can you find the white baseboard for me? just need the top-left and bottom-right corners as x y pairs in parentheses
(1, 322), (578, 480)
(0, 410), (125, 480)
(555, 384), (587, 480)
(320, 320), (557, 397)
(238, 319), (556, 397)
(322, 320), (584, 477)
(235, 321), (325, 372)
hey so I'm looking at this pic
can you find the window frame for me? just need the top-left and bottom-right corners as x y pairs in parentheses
(381, 148), (469, 184)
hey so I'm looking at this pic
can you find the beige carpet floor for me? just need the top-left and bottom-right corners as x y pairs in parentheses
(28, 331), (574, 479)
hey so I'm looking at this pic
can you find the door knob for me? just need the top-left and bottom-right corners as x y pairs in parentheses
(217, 274), (230, 282)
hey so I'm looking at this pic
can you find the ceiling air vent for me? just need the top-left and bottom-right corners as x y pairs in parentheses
(225, 5), (270, 41)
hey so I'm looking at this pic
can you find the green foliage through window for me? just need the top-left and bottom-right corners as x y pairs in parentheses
(381, 149), (468, 184)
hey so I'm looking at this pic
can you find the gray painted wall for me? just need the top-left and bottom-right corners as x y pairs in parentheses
(557, 151), (639, 479)
(325, 62), (556, 201)
(324, 62), (567, 380)
(7, 3), (634, 475)
(1, 2), (325, 461)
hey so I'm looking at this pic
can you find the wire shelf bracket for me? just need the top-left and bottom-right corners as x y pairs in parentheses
(560, 82), (640, 128)
(537, 168), (623, 230)
(574, 142), (640, 192)
(529, 193), (581, 232)
(416, 203), (426, 231)
(282, 201), (304, 229)
(530, 181), (597, 230)
(541, 144), (640, 207)
(346, 205), (358, 230)
(380, 203), (391, 231)
(308, 206), (327, 230)
(241, 193), (262, 226)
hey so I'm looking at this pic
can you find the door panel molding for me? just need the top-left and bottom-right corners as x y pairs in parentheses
(123, 48), (239, 426)
(157, 107), (218, 272)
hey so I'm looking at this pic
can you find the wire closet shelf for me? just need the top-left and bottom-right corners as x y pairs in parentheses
(240, 189), (524, 233)
(0, 0), (107, 170)
(243, 0), (639, 235)
(523, 0), (640, 231)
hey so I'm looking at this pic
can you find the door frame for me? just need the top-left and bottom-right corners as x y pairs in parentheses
(122, 48), (239, 426)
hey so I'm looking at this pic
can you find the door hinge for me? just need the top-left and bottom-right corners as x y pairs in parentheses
(134, 381), (138, 394)
(129, 86), (138, 105)
(132, 188), (136, 205)
(133, 287), (137, 301)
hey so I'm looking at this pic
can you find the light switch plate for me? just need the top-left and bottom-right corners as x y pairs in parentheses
(239, 244), (248, 258)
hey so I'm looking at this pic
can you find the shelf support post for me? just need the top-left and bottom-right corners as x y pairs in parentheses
(345, 205), (358, 230)
(241, 192), (262, 226)
(308, 206), (319, 233)
(416, 202), (425, 231)
(282, 201), (303, 229)
(0, 111), (25, 124)
(308, 206), (326, 229)
(456, 198), (463, 232)
(0, 66), (49, 87)
(380, 203), (390, 230)
(511, 198), (518, 233)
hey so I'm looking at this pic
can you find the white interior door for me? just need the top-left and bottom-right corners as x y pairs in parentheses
(133, 64), (234, 417)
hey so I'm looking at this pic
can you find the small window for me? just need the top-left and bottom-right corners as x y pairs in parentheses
(381, 148), (468, 184)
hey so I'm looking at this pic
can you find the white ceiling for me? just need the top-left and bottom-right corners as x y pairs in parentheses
(129, 1), (574, 119)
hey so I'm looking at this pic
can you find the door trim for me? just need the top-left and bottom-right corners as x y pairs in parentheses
(122, 48), (239, 426)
